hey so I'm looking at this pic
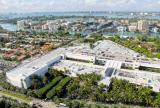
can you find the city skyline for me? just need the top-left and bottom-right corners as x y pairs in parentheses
(0, 0), (160, 13)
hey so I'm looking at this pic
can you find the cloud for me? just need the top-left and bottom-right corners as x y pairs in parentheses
(85, 0), (97, 6)
(0, 0), (159, 12)
(147, 0), (160, 8)
(0, 0), (56, 12)
(102, 0), (136, 5)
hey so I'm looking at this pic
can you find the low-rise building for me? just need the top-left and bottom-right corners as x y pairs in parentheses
(6, 40), (160, 92)
(17, 20), (31, 30)
(117, 26), (127, 32)
(6, 48), (64, 88)
(128, 23), (137, 32)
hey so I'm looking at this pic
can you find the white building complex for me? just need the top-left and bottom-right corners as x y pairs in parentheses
(6, 48), (64, 89)
(6, 40), (160, 92)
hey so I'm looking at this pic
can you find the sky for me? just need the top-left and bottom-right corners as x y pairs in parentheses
(0, 0), (160, 13)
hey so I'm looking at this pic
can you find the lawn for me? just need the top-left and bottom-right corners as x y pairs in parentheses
(0, 89), (32, 102)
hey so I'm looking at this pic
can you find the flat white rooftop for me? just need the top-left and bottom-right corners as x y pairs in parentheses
(7, 48), (65, 77)
(94, 40), (140, 61)
(65, 43), (94, 56)
(140, 63), (160, 68)
(113, 69), (160, 92)
(53, 60), (104, 77)
(6, 40), (160, 79)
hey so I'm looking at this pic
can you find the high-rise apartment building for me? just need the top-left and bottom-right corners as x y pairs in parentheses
(138, 20), (149, 32)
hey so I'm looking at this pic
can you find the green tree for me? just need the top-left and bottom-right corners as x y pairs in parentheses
(48, 68), (63, 77)
(30, 74), (42, 89)
(43, 76), (49, 85)
(154, 93), (160, 107)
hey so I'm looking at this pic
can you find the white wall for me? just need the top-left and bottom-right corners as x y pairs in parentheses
(6, 74), (22, 88)
(6, 56), (62, 89)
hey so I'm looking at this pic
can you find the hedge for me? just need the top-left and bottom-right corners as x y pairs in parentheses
(36, 76), (62, 98)
(46, 77), (71, 99)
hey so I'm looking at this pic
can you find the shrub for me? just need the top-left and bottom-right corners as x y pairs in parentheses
(46, 77), (71, 99)
(36, 76), (62, 98)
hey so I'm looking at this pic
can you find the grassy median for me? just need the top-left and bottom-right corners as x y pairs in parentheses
(0, 89), (32, 102)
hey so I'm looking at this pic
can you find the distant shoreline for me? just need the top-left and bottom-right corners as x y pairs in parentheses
(0, 11), (160, 20)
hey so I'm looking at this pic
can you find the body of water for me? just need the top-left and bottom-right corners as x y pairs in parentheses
(0, 12), (160, 37)
(102, 32), (160, 37)
(1, 12), (160, 20)
(0, 23), (160, 37)
(0, 23), (17, 31)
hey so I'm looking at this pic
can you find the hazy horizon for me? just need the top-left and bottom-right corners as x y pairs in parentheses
(0, 11), (160, 14)
(0, 0), (160, 13)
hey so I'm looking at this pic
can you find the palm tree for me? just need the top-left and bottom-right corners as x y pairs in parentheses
(30, 74), (42, 89)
